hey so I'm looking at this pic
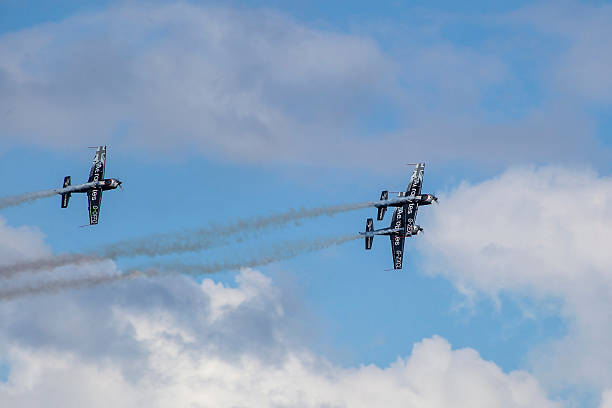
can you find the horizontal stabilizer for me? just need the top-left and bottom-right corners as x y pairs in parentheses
(61, 193), (71, 208)
(61, 176), (71, 208)
(377, 190), (388, 220)
(365, 218), (374, 250)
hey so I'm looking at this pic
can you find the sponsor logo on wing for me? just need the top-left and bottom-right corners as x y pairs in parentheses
(409, 171), (423, 196)
(394, 206), (404, 230)
(406, 219), (414, 234)
(92, 162), (103, 182)
(91, 206), (99, 223)
(405, 202), (415, 218)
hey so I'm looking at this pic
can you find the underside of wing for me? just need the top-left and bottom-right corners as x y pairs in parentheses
(389, 206), (405, 231)
(404, 202), (419, 237)
(389, 207), (407, 269)
(88, 146), (106, 183)
(406, 163), (425, 196)
(390, 234), (405, 269)
(87, 188), (103, 225)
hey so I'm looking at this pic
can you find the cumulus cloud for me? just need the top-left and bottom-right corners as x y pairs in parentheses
(601, 390), (612, 408)
(0, 267), (558, 408)
(419, 166), (612, 396)
(0, 3), (395, 164)
(509, 1), (612, 102)
(0, 2), (603, 167)
(0, 218), (49, 264)
(0, 213), (558, 407)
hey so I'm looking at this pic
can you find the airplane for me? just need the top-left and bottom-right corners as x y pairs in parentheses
(360, 163), (436, 269)
(55, 146), (122, 225)
(372, 163), (437, 221)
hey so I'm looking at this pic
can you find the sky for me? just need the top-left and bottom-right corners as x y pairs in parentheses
(0, 0), (611, 407)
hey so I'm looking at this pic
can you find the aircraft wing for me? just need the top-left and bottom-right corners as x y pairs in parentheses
(406, 163), (425, 196)
(87, 188), (103, 225)
(389, 206), (407, 269)
(88, 146), (106, 183)
(390, 233), (405, 269)
(404, 201), (419, 238)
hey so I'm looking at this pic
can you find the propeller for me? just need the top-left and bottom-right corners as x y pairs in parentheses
(117, 180), (124, 191)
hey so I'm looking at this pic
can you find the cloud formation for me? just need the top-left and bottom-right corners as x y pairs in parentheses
(509, 1), (612, 102)
(420, 166), (612, 399)
(0, 213), (559, 407)
(0, 3), (393, 164)
(0, 268), (558, 408)
(0, 2), (606, 167)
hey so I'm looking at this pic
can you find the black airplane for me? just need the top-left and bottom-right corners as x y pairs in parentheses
(56, 146), (122, 225)
(360, 163), (437, 269)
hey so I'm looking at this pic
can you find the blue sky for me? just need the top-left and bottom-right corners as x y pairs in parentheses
(0, 1), (611, 407)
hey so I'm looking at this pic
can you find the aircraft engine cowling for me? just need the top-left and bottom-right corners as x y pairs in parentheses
(418, 194), (438, 205)
(101, 178), (122, 191)
(410, 225), (423, 235)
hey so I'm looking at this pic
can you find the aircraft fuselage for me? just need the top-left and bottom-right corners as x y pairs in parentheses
(359, 224), (423, 238)
(55, 178), (121, 195)
(374, 194), (437, 209)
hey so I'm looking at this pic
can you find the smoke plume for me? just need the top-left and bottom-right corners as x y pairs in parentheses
(0, 198), (393, 277)
(0, 234), (360, 301)
(0, 189), (59, 209)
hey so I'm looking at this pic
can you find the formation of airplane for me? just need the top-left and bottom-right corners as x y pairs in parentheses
(13, 146), (434, 269)
(360, 163), (437, 269)
(55, 146), (122, 225)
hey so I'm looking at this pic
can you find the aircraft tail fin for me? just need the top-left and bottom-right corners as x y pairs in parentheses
(377, 190), (388, 220)
(61, 176), (71, 208)
(365, 218), (374, 250)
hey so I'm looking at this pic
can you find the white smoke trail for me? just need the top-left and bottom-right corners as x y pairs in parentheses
(0, 189), (59, 209)
(0, 234), (360, 301)
(141, 233), (360, 276)
(0, 272), (137, 301)
(0, 196), (407, 277)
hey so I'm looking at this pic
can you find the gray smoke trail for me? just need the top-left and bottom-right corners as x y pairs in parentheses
(0, 254), (106, 277)
(99, 201), (378, 258)
(0, 197), (390, 277)
(141, 233), (360, 276)
(0, 189), (59, 209)
(0, 234), (360, 301)
(0, 272), (137, 301)
(0, 195), (418, 277)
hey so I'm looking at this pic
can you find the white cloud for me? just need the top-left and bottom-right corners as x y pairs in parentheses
(0, 213), (558, 407)
(0, 218), (49, 265)
(0, 270), (558, 408)
(0, 2), (603, 167)
(509, 1), (612, 102)
(0, 3), (394, 164)
(601, 389), (612, 408)
(201, 268), (281, 321)
(419, 166), (612, 394)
